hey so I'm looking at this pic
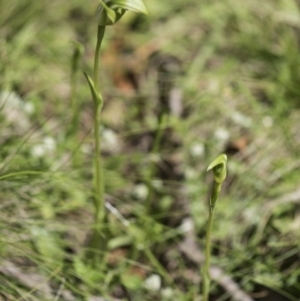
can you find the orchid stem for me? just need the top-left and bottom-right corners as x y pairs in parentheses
(202, 154), (227, 300)
(93, 25), (105, 225)
(202, 182), (221, 301)
(86, 25), (107, 265)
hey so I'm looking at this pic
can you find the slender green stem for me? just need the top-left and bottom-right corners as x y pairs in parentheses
(85, 25), (107, 265)
(94, 103), (103, 222)
(70, 44), (82, 122)
(93, 25), (105, 223)
(202, 182), (221, 301)
(202, 205), (214, 301)
(145, 113), (167, 212)
(143, 246), (173, 286)
(93, 26), (105, 93)
(70, 44), (83, 167)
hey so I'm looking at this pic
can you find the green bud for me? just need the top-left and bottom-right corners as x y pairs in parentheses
(207, 154), (227, 184)
(97, 0), (148, 26)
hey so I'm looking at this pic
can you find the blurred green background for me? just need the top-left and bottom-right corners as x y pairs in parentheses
(0, 0), (300, 300)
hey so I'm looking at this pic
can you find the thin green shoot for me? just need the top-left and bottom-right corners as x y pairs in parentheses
(83, 0), (148, 264)
(202, 154), (227, 301)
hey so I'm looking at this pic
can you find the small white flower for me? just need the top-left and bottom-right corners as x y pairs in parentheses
(133, 183), (148, 200)
(0, 91), (32, 129)
(262, 116), (273, 128)
(0, 91), (22, 108)
(31, 145), (46, 158)
(231, 111), (252, 127)
(144, 274), (161, 291)
(102, 128), (120, 153)
(190, 143), (205, 157)
(184, 167), (197, 180)
(0, 91), (34, 114)
(214, 128), (229, 141)
(23, 102), (35, 114)
(161, 287), (174, 298)
(179, 218), (194, 233)
(31, 137), (56, 158)
(43, 137), (56, 152)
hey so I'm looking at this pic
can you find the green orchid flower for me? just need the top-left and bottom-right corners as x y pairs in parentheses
(97, 0), (148, 26)
(207, 154), (227, 184)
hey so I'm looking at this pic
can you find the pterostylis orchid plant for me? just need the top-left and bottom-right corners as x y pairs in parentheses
(202, 154), (227, 301)
(84, 0), (148, 262)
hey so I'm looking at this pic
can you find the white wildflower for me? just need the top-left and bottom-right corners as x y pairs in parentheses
(179, 218), (194, 233)
(190, 143), (205, 157)
(161, 287), (174, 298)
(0, 91), (22, 107)
(43, 137), (56, 152)
(231, 111), (252, 127)
(102, 128), (120, 153)
(0, 91), (35, 115)
(31, 137), (56, 158)
(184, 167), (197, 180)
(133, 183), (148, 200)
(23, 101), (35, 114)
(31, 145), (46, 158)
(214, 128), (229, 141)
(262, 116), (273, 128)
(144, 274), (161, 291)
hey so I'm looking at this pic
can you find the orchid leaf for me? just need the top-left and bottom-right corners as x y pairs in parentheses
(83, 72), (103, 107)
